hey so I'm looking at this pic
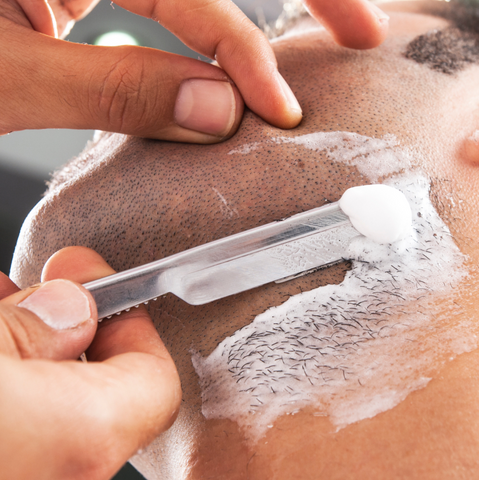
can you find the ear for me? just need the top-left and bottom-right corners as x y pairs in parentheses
(462, 131), (479, 165)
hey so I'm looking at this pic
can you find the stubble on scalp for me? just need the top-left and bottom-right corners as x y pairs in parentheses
(405, 2), (479, 74)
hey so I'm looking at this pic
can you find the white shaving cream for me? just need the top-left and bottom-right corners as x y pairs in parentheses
(339, 184), (412, 244)
(275, 132), (413, 182)
(227, 131), (413, 182)
(228, 142), (261, 155)
(193, 133), (475, 442)
(470, 130), (479, 143)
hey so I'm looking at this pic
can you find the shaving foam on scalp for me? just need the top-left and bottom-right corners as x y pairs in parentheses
(339, 184), (412, 244)
(193, 175), (473, 440)
(193, 133), (476, 442)
(227, 131), (415, 182)
(275, 132), (413, 182)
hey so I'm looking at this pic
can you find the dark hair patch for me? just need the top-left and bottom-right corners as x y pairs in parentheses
(405, 26), (479, 74)
(404, 2), (479, 74)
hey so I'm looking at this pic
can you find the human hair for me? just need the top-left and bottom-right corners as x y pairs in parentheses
(405, 1), (479, 74)
(263, 0), (479, 74)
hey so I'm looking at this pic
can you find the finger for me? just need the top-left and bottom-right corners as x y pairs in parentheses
(52, 0), (101, 22)
(0, 272), (20, 299)
(114, 0), (303, 130)
(16, 0), (57, 36)
(1, 348), (179, 479)
(0, 279), (97, 359)
(303, 0), (389, 49)
(1, 20), (243, 142)
(15, 0), (101, 38)
(42, 247), (173, 361)
(42, 246), (182, 449)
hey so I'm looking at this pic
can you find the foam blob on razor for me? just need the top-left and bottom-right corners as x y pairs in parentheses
(339, 184), (412, 244)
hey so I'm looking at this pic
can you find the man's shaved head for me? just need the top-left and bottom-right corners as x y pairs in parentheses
(12, 2), (479, 479)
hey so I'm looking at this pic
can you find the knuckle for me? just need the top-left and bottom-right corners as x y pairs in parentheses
(92, 49), (157, 134)
(215, 18), (269, 63)
(0, 305), (37, 358)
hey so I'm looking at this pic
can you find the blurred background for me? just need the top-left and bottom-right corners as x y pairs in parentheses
(0, 0), (282, 478)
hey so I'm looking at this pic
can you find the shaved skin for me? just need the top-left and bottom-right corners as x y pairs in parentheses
(11, 2), (479, 479)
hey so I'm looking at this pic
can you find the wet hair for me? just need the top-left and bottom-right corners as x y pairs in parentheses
(405, 1), (479, 74)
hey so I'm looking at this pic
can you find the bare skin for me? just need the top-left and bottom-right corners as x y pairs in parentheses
(0, 250), (181, 480)
(10, 1), (479, 478)
(0, 0), (389, 139)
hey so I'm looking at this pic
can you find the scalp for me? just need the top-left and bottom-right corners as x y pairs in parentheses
(10, 10), (478, 478)
(11, 21), (452, 399)
(13, 22), (448, 287)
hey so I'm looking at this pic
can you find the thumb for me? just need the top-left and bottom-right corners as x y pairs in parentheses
(2, 20), (243, 142)
(0, 279), (97, 360)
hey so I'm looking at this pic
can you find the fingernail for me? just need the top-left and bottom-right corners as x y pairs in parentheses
(369, 3), (390, 23)
(174, 79), (236, 137)
(277, 73), (302, 115)
(18, 279), (93, 330)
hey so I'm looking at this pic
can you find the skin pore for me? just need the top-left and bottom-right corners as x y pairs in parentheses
(11, 1), (479, 478)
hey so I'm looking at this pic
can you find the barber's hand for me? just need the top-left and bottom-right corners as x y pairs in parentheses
(0, 0), (388, 142)
(0, 246), (181, 480)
